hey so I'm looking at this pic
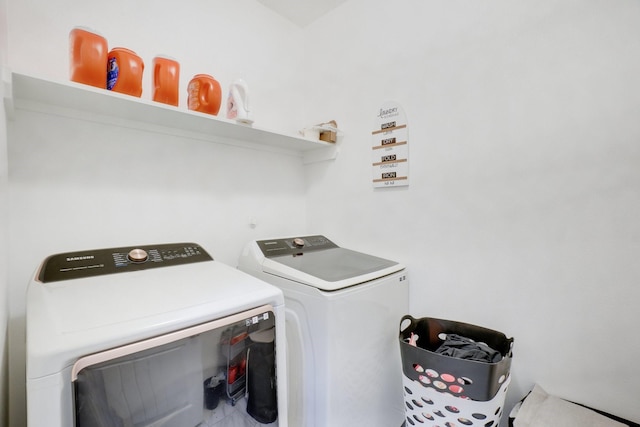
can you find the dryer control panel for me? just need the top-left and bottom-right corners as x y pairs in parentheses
(38, 243), (212, 283)
(257, 235), (338, 258)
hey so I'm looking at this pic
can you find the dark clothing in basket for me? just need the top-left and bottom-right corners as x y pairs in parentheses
(435, 334), (502, 363)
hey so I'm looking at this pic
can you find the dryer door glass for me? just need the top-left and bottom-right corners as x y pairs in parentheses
(72, 306), (277, 427)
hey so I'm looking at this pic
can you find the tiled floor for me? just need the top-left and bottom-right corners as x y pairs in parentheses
(200, 397), (275, 427)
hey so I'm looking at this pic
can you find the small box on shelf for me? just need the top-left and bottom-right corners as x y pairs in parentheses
(319, 130), (337, 143)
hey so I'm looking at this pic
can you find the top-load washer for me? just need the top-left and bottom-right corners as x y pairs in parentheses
(26, 242), (288, 427)
(238, 235), (409, 427)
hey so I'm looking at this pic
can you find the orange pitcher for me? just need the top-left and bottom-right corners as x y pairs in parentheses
(153, 56), (180, 106)
(107, 47), (144, 97)
(187, 74), (222, 115)
(69, 27), (108, 88)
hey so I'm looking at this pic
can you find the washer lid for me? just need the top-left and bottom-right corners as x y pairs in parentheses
(269, 247), (398, 282)
(256, 235), (402, 290)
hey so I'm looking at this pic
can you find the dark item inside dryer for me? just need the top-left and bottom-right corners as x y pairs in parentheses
(203, 376), (224, 410)
(247, 328), (278, 424)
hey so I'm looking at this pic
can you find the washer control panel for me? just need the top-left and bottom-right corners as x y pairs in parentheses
(257, 235), (338, 258)
(38, 243), (212, 283)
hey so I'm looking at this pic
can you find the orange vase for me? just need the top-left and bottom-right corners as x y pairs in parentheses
(69, 27), (108, 88)
(153, 56), (180, 106)
(187, 74), (222, 115)
(107, 47), (144, 97)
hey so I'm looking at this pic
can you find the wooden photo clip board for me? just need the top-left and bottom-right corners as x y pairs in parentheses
(372, 101), (409, 188)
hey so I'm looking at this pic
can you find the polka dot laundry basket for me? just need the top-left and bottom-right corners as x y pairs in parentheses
(399, 316), (514, 427)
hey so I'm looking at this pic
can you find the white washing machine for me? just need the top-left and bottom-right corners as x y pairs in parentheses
(26, 242), (288, 427)
(238, 235), (409, 427)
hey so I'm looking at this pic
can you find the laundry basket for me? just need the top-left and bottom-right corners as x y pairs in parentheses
(399, 315), (514, 426)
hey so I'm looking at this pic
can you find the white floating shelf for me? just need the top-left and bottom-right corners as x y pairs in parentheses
(5, 71), (338, 162)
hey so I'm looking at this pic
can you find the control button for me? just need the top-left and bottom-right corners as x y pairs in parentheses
(293, 238), (305, 248)
(127, 248), (148, 263)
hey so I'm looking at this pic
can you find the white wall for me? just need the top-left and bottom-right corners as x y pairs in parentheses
(304, 0), (640, 424)
(5, 1), (307, 425)
(5, 0), (640, 426)
(1, 0), (10, 424)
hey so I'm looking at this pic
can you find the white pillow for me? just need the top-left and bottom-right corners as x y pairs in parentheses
(514, 384), (626, 427)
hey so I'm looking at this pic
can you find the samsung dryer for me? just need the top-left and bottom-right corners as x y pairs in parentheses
(26, 242), (288, 427)
(238, 235), (409, 427)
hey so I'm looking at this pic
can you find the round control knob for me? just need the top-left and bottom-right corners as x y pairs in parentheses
(293, 238), (305, 248)
(127, 248), (148, 263)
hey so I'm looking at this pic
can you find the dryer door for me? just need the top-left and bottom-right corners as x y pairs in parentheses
(72, 305), (277, 427)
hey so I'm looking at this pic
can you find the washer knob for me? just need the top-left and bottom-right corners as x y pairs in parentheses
(127, 248), (148, 263)
(293, 238), (305, 248)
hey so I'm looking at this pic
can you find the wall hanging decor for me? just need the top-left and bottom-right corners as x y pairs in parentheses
(372, 101), (409, 188)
